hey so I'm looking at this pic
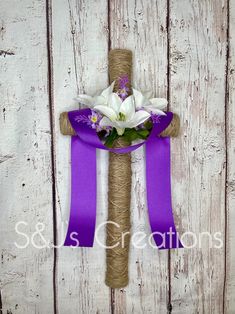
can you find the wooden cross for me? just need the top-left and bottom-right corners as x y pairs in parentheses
(59, 49), (180, 288)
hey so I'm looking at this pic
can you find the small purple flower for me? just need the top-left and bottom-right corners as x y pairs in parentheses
(151, 113), (161, 124)
(117, 74), (129, 101)
(96, 124), (112, 133)
(75, 110), (112, 136)
(75, 110), (105, 132)
(119, 74), (129, 89)
(88, 110), (102, 129)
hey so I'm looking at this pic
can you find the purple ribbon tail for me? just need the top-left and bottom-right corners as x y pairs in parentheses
(64, 136), (97, 247)
(146, 137), (183, 249)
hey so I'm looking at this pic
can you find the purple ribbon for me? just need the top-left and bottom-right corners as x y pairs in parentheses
(64, 108), (183, 249)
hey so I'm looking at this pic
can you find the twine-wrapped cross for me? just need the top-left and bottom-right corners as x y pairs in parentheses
(60, 49), (182, 288)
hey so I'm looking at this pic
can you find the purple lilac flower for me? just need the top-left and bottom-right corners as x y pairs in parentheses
(117, 74), (129, 100)
(151, 113), (161, 124)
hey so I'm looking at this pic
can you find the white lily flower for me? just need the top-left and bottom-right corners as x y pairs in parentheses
(76, 81), (115, 107)
(94, 94), (150, 135)
(132, 88), (167, 116)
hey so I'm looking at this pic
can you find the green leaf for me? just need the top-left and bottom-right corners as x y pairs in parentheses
(144, 120), (153, 130)
(122, 128), (150, 142)
(104, 128), (118, 148)
(123, 128), (139, 142)
(104, 127), (150, 147)
(136, 129), (150, 139)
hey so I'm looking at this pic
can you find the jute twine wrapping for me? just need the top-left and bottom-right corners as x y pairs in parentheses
(105, 137), (132, 288)
(60, 112), (76, 136)
(108, 49), (132, 93)
(104, 49), (133, 288)
(59, 49), (180, 289)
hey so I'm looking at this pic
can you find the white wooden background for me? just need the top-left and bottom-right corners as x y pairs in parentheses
(0, 0), (234, 313)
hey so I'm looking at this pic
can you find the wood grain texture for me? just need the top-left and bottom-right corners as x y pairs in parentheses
(51, 0), (111, 313)
(109, 0), (170, 312)
(0, 0), (54, 313)
(169, 0), (227, 313)
(225, 0), (235, 312)
(0, 0), (235, 313)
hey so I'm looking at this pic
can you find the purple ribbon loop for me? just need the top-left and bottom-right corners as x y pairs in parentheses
(64, 108), (183, 249)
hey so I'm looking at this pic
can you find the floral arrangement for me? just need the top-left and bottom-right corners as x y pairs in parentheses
(75, 75), (167, 147)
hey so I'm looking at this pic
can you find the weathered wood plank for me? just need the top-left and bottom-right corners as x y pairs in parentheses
(109, 0), (169, 312)
(0, 1), (233, 313)
(51, 0), (111, 313)
(0, 0), (54, 313)
(169, 0), (227, 313)
(225, 1), (235, 312)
